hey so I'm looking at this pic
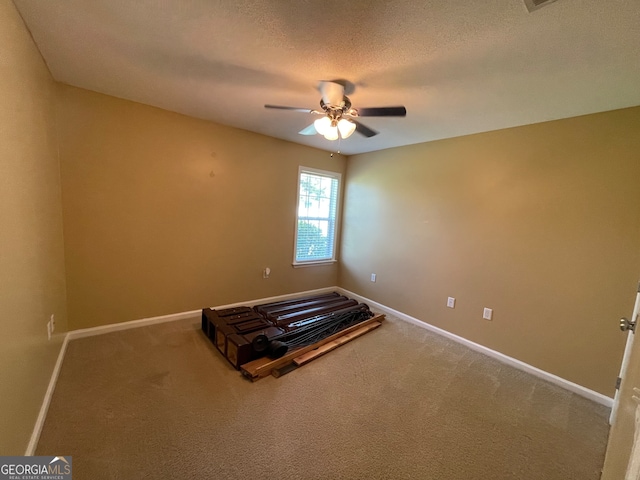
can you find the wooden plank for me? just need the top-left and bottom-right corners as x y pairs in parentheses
(241, 313), (384, 380)
(293, 321), (381, 366)
(241, 313), (385, 380)
(271, 363), (299, 378)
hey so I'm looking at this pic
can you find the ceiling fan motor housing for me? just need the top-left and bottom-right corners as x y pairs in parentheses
(320, 96), (355, 120)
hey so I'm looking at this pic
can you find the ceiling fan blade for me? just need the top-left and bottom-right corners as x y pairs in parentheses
(298, 124), (317, 136)
(265, 104), (313, 113)
(353, 120), (378, 138)
(318, 81), (345, 107)
(356, 106), (407, 117)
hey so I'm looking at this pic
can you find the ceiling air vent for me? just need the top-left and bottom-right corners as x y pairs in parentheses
(524, 0), (558, 12)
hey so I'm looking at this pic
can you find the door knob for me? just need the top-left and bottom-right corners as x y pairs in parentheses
(620, 317), (636, 332)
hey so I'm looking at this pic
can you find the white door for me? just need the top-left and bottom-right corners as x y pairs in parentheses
(610, 283), (640, 425)
(601, 282), (640, 480)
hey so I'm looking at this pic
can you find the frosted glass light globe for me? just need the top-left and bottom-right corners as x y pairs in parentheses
(314, 116), (331, 135)
(337, 118), (356, 139)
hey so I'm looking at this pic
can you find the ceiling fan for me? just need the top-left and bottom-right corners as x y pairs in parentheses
(264, 80), (406, 141)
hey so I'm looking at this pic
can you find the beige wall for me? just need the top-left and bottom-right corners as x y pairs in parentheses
(340, 107), (640, 396)
(0, 0), (68, 454)
(56, 85), (346, 330)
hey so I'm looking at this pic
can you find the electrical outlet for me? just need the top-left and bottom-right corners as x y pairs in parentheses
(483, 308), (493, 320)
(447, 297), (455, 308)
(47, 321), (52, 340)
(370, 273), (377, 283)
(50, 314), (55, 333)
(263, 267), (271, 279)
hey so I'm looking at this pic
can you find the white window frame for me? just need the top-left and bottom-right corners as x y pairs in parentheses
(293, 166), (341, 267)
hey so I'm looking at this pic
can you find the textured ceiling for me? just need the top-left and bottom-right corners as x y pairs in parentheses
(13, 0), (640, 155)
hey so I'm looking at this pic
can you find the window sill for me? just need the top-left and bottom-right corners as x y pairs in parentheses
(292, 260), (337, 268)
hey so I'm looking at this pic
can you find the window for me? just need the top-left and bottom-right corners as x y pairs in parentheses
(294, 167), (341, 265)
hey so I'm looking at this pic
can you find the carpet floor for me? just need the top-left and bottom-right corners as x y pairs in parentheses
(36, 314), (610, 479)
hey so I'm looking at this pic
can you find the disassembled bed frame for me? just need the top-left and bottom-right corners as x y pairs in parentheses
(201, 291), (384, 380)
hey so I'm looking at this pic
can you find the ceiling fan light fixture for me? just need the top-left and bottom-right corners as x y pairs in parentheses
(266, 80), (405, 141)
(324, 125), (339, 141)
(314, 116), (331, 135)
(337, 118), (356, 139)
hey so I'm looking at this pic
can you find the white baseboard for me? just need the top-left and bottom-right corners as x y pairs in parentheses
(337, 287), (614, 408)
(67, 286), (338, 340)
(25, 334), (70, 456)
(67, 309), (201, 340)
